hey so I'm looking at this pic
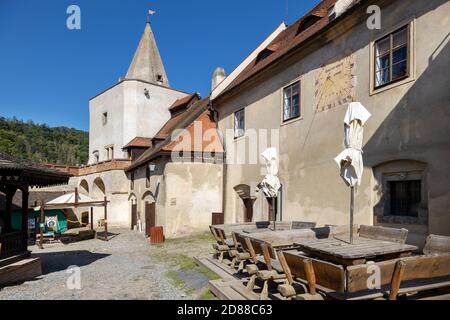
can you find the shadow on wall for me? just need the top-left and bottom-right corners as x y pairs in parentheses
(32, 250), (110, 275)
(365, 41), (450, 237)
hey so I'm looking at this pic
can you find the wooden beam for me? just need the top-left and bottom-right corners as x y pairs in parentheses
(104, 196), (108, 241)
(21, 187), (29, 252)
(303, 258), (317, 295)
(39, 200), (44, 249)
(90, 207), (94, 231)
(389, 260), (406, 300)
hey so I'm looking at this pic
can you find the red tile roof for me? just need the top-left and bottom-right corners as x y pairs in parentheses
(219, 0), (346, 97)
(168, 93), (200, 112)
(126, 97), (224, 171)
(122, 137), (152, 149)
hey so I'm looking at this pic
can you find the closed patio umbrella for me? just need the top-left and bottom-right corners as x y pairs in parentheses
(259, 147), (281, 230)
(334, 102), (371, 243)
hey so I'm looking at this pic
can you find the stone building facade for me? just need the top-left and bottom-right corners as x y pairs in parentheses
(211, 0), (450, 247)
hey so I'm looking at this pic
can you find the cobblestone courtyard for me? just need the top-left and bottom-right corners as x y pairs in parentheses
(0, 229), (216, 300)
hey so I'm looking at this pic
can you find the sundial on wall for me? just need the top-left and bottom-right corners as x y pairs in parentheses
(315, 55), (356, 112)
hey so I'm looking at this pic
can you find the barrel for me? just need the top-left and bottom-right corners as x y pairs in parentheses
(150, 226), (164, 244)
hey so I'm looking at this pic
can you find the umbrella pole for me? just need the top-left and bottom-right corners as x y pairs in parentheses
(350, 186), (354, 244)
(273, 197), (276, 231)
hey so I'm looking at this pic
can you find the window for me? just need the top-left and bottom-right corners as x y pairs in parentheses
(130, 172), (135, 190)
(283, 81), (301, 121)
(146, 166), (150, 188)
(374, 25), (409, 88)
(234, 109), (245, 138)
(389, 180), (421, 217)
(102, 112), (108, 125)
(93, 150), (99, 163)
(105, 146), (114, 161)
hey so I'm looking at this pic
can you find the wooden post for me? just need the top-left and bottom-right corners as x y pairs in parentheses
(277, 250), (294, 285)
(389, 260), (406, 300)
(104, 196), (108, 241)
(272, 197), (276, 231)
(4, 188), (14, 232)
(74, 187), (79, 207)
(39, 201), (45, 249)
(21, 188), (29, 252)
(90, 207), (93, 231)
(303, 258), (316, 295)
(350, 186), (354, 244)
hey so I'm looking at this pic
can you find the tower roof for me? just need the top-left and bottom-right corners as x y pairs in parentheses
(126, 22), (169, 86)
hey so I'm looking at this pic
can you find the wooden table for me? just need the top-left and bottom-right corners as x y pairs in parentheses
(243, 229), (315, 248)
(294, 236), (418, 266)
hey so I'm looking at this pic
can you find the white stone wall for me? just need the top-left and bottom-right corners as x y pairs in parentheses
(88, 80), (187, 164)
(215, 0), (450, 244)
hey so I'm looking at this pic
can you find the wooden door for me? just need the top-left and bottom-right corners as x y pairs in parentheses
(145, 202), (156, 236)
(243, 198), (254, 222)
(211, 212), (224, 225)
(131, 203), (137, 230)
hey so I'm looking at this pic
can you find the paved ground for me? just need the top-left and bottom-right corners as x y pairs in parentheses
(0, 229), (215, 300)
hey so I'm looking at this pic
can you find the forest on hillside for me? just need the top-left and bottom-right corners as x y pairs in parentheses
(0, 117), (88, 166)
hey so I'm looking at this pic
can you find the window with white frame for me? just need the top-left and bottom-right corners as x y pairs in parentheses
(234, 109), (245, 138)
(374, 24), (410, 88)
(283, 81), (301, 122)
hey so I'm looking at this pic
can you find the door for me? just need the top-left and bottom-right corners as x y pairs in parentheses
(243, 198), (254, 222)
(131, 202), (137, 230)
(211, 212), (224, 225)
(145, 202), (156, 236)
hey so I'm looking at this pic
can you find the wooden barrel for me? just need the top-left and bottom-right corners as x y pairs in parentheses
(150, 226), (164, 244)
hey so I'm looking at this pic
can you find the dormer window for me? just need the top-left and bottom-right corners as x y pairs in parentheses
(256, 49), (274, 64)
(328, 5), (336, 21)
(297, 15), (322, 35)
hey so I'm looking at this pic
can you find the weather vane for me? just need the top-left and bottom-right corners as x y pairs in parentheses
(147, 9), (156, 22)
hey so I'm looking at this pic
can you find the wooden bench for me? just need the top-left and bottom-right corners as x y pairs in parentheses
(280, 237), (450, 300)
(423, 234), (450, 255)
(359, 225), (408, 244)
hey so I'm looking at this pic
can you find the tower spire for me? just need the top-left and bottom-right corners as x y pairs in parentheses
(126, 14), (169, 87)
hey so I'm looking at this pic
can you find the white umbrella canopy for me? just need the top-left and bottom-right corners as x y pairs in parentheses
(334, 102), (371, 243)
(39, 192), (104, 209)
(259, 147), (281, 198)
(334, 102), (372, 188)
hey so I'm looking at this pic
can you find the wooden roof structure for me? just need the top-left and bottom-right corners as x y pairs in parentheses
(0, 152), (71, 189)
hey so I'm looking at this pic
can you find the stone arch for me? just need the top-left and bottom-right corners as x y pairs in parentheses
(79, 179), (89, 195)
(141, 191), (155, 203)
(92, 177), (106, 199)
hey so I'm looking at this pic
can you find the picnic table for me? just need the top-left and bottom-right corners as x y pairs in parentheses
(294, 236), (418, 266)
(242, 229), (316, 248)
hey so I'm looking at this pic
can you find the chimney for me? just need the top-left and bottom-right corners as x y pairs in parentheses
(211, 67), (226, 92)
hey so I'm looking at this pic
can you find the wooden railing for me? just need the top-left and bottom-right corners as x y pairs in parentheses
(0, 231), (27, 259)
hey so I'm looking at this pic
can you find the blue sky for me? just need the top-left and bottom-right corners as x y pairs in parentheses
(0, 0), (320, 131)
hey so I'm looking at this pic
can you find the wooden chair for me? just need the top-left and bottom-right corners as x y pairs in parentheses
(291, 221), (317, 230)
(210, 226), (236, 263)
(423, 234), (450, 255)
(359, 225), (408, 244)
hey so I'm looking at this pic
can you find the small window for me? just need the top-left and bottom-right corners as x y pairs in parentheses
(102, 112), (108, 125)
(130, 172), (135, 190)
(283, 81), (301, 122)
(389, 180), (421, 217)
(374, 25), (409, 88)
(93, 150), (99, 163)
(234, 109), (245, 138)
(146, 166), (150, 188)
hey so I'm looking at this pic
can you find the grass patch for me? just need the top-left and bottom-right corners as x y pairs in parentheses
(199, 288), (217, 300)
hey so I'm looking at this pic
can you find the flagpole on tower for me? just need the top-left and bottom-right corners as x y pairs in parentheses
(147, 9), (156, 23)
